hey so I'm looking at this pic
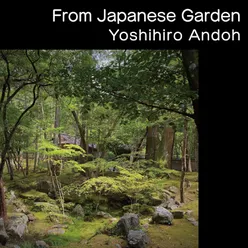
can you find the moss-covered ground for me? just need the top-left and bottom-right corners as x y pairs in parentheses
(4, 165), (198, 248)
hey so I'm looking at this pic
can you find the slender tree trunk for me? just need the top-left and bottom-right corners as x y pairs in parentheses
(0, 178), (7, 222)
(54, 97), (61, 146)
(186, 130), (192, 172)
(188, 156), (192, 172)
(133, 127), (148, 162)
(72, 111), (87, 151)
(6, 157), (14, 180)
(33, 130), (39, 172)
(25, 151), (29, 176)
(180, 117), (188, 203)
(181, 50), (199, 134)
(194, 128), (199, 172)
(165, 126), (175, 169)
(71, 110), (88, 163)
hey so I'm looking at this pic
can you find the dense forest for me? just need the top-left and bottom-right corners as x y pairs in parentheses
(0, 50), (199, 248)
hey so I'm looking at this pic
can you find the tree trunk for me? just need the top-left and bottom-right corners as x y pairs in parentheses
(54, 97), (61, 146)
(180, 117), (188, 203)
(188, 156), (192, 172)
(157, 125), (175, 168)
(6, 157), (14, 180)
(133, 127), (148, 162)
(71, 110), (88, 163)
(181, 50), (199, 134)
(33, 130), (39, 172)
(0, 178), (7, 222)
(25, 151), (29, 176)
(165, 126), (175, 169)
(186, 130), (192, 172)
(145, 125), (159, 161)
(194, 128), (199, 172)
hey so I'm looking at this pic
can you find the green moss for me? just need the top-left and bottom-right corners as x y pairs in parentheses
(33, 211), (48, 220)
(147, 219), (198, 248)
(63, 202), (75, 211)
(32, 202), (60, 213)
(84, 234), (126, 248)
(177, 200), (199, 220)
(20, 190), (53, 203)
(46, 212), (73, 224)
(43, 218), (110, 246)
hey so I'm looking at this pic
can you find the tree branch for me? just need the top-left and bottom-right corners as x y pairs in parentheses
(25, 50), (40, 74)
(8, 84), (41, 141)
(0, 51), (11, 111)
(107, 90), (194, 119)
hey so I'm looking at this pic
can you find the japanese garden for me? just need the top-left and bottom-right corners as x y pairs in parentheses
(0, 50), (199, 248)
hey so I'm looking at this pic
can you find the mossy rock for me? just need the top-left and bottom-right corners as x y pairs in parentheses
(146, 193), (163, 206)
(123, 203), (155, 215)
(32, 202), (60, 213)
(20, 190), (53, 203)
(46, 212), (73, 224)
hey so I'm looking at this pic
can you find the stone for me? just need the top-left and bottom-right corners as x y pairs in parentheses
(11, 199), (29, 214)
(46, 213), (72, 224)
(0, 218), (9, 246)
(46, 224), (67, 235)
(96, 211), (113, 218)
(47, 227), (65, 235)
(51, 224), (68, 229)
(168, 186), (179, 194)
(166, 198), (179, 210)
(141, 223), (149, 230)
(72, 204), (84, 217)
(187, 217), (198, 226)
(6, 190), (17, 204)
(152, 206), (173, 225)
(163, 189), (172, 196)
(113, 213), (140, 237)
(171, 210), (184, 219)
(35, 240), (50, 248)
(6, 213), (29, 238)
(185, 210), (193, 216)
(27, 213), (36, 221)
(4, 244), (21, 248)
(127, 230), (149, 248)
(149, 194), (163, 206)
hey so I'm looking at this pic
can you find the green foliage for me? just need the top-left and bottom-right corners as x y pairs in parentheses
(122, 203), (155, 215)
(39, 140), (85, 157)
(63, 160), (156, 207)
(20, 242), (34, 248)
(142, 167), (171, 179)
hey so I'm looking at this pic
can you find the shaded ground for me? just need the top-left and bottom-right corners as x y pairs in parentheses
(4, 167), (198, 248)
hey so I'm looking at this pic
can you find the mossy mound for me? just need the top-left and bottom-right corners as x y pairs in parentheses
(20, 190), (53, 203)
(31, 202), (60, 213)
(46, 212), (73, 224)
